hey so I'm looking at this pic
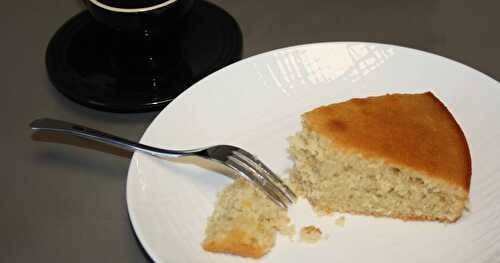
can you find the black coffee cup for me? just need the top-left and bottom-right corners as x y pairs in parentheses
(86, 0), (195, 33)
(82, 0), (195, 105)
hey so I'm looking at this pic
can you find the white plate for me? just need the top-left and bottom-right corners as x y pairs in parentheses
(127, 42), (500, 263)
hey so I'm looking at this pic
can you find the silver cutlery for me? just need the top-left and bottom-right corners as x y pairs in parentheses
(30, 118), (296, 208)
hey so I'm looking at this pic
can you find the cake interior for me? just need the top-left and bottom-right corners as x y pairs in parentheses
(289, 126), (469, 222)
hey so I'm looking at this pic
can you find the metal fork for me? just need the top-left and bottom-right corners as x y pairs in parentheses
(30, 118), (296, 208)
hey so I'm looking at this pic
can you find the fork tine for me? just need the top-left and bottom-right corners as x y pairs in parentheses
(232, 149), (297, 202)
(230, 153), (293, 206)
(226, 156), (288, 209)
(229, 152), (295, 206)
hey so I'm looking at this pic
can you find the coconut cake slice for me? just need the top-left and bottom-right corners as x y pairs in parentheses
(289, 92), (471, 222)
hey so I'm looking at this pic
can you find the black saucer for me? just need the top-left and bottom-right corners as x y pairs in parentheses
(46, 1), (242, 112)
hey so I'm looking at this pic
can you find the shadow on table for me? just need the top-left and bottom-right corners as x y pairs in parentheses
(31, 131), (132, 159)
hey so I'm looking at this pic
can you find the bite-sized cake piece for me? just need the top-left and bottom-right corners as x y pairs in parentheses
(335, 216), (346, 227)
(289, 92), (471, 222)
(202, 178), (292, 258)
(299, 226), (323, 243)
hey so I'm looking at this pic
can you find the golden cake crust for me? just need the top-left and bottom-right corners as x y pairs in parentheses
(321, 204), (459, 222)
(202, 228), (267, 259)
(304, 92), (471, 192)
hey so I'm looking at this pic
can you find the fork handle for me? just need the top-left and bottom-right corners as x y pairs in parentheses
(30, 118), (188, 158)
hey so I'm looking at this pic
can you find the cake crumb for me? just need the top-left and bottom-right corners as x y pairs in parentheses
(335, 216), (346, 227)
(299, 226), (322, 243)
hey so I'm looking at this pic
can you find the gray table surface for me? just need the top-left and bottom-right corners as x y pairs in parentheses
(2, 0), (499, 262)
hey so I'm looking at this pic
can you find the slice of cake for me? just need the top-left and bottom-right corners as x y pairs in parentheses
(289, 92), (471, 222)
(202, 178), (292, 258)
